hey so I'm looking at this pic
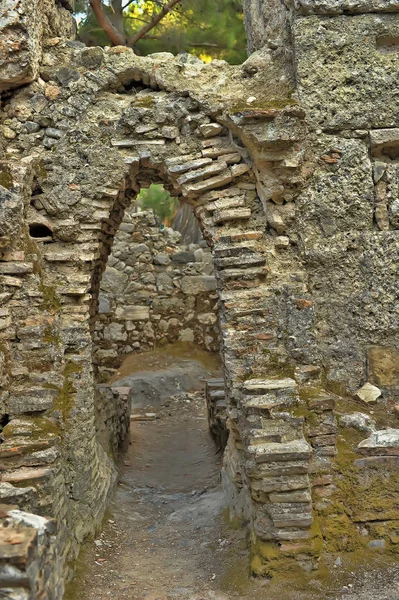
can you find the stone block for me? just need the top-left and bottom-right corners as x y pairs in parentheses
(8, 389), (58, 414)
(251, 474), (310, 494)
(247, 440), (312, 463)
(355, 382), (382, 404)
(115, 306), (150, 321)
(171, 251), (195, 264)
(243, 378), (296, 393)
(180, 276), (217, 295)
(368, 347), (399, 386)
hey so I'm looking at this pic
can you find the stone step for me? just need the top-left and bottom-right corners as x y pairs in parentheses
(208, 390), (225, 400)
(250, 473), (310, 494)
(246, 459), (309, 479)
(204, 378), (225, 389)
(247, 439), (312, 463)
(246, 424), (302, 446)
(215, 230), (263, 244)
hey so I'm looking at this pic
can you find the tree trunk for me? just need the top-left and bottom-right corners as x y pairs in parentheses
(89, 0), (126, 46)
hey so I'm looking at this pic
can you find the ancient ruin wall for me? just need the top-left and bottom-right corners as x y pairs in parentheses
(93, 208), (219, 377)
(1, 0), (399, 595)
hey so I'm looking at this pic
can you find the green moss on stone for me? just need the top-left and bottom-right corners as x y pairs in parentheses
(0, 170), (13, 190)
(53, 361), (83, 420)
(133, 95), (155, 108)
(39, 283), (62, 312)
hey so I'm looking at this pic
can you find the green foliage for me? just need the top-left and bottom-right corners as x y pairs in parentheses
(75, 0), (247, 64)
(137, 184), (179, 224)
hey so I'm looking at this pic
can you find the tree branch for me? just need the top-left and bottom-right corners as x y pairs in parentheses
(89, 0), (127, 46)
(129, 0), (182, 45)
(122, 0), (137, 9)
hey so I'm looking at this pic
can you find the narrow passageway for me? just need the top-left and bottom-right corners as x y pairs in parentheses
(65, 348), (399, 600)
(66, 348), (249, 600)
(77, 391), (226, 600)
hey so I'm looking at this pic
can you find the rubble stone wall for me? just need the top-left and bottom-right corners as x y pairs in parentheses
(95, 386), (132, 459)
(93, 208), (219, 378)
(0, 0), (399, 595)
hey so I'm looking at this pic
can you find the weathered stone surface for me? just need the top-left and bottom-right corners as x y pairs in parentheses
(368, 347), (399, 386)
(355, 382), (382, 404)
(180, 275), (217, 295)
(247, 440), (312, 463)
(243, 379), (296, 393)
(294, 14), (399, 128)
(340, 412), (376, 434)
(358, 429), (399, 455)
(293, 0), (399, 13)
(1, 0), (399, 587)
(0, 0), (74, 91)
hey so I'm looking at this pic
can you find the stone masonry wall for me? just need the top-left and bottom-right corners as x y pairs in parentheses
(93, 208), (219, 378)
(1, 0), (399, 594)
(95, 386), (132, 459)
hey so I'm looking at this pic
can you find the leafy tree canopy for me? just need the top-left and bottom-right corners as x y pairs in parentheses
(74, 0), (246, 64)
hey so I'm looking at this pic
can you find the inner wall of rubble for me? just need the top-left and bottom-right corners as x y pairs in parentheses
(93, 208), (219, 379)
(0, 0), (399, 595)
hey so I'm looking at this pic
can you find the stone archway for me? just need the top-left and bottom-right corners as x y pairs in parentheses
(0, 38), (319, 585)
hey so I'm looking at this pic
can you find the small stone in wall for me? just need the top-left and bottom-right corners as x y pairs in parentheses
(98, 294), (110, 314)
(179, 328), (194, 342)
(198, 313), (217, 325)
(355, 382), (382, 404)
(340, 413), (376, 434)
(154, 253), (171, 266)
(199, 123), (222, 138)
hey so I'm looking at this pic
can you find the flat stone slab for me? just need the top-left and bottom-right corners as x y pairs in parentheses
(242, 378), (297, 393)
(247, 439), (312, 463)
(242, 393), (297, 414)
(358, 429), (399, 455)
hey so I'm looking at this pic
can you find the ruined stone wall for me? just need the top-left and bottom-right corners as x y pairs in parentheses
(0, 0), (399, 594)
(93, 208), (219, 377)
(95, 386), (132, 459)
(0, 507), (62, 599)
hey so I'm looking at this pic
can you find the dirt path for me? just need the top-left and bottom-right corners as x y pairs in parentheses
(66, 391), (236, 600)
(66, 351), (399, 600)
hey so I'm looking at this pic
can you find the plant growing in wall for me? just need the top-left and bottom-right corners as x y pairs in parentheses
(137, 184), (179, 225)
